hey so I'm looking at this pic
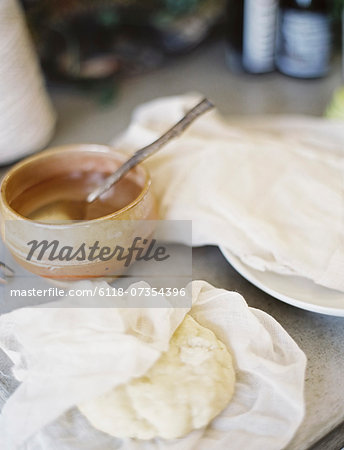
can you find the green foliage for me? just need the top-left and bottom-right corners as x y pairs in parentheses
(163, 0), (199, 15)
(332, 0), (344, 18)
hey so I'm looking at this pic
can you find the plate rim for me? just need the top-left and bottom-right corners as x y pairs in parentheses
(219, 246), (344, 317)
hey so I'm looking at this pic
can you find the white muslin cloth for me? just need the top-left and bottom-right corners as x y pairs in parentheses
(112, 95), (344, 292)
(0, 280), (306, 450)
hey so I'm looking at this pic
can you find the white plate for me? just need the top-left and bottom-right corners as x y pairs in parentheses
(220, 247), (344, 317)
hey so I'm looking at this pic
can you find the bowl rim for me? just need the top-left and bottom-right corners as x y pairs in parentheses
(0, 144), (152, 228)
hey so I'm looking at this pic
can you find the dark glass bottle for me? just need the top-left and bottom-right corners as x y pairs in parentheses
(276, 0), (331, 78)
(226, 0), (278, 74)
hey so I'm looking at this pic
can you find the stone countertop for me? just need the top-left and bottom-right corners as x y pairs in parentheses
(1, 40), (344, 449)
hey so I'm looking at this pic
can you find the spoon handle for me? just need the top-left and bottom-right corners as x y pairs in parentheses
(87, 98), (214, 203)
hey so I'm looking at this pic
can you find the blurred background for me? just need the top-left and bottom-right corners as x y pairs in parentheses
(20, 0), (343, 93)
(21, 0), (227, 93)
(1, 0), (344, 162)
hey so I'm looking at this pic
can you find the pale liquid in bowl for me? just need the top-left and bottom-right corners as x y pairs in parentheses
(10, 171), (142, 222)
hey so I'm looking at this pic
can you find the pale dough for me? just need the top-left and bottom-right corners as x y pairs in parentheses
(78, 315), (236, 440)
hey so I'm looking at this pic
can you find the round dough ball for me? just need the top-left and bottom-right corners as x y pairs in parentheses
(78, 315), (235, 440)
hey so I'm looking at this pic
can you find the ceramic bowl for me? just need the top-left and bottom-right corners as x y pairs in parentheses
(0, 144), (157, 279)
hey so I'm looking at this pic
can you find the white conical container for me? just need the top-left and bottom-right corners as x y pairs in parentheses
(0, 0), (56, 165)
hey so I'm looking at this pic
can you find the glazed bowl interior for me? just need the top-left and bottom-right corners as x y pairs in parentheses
(2, 144), (148, 222)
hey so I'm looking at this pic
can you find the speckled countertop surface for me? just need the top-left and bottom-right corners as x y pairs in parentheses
(1, 41), (343, 449)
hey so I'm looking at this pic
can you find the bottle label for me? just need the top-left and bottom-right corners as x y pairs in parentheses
(276, 10), (331, 78)
(243, 0), (278, 73)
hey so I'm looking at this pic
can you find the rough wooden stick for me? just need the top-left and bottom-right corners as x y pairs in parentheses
(87, 98), (214, 203)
